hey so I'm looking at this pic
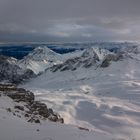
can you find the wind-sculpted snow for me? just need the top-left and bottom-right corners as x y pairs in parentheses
(22, 50), (140, 139)
(0, 84), (114, 140)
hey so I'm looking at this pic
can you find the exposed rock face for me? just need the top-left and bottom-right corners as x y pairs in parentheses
(0, 84), (64, 124)
(30, 101), (49, 118)
(0, 84), (34, 103)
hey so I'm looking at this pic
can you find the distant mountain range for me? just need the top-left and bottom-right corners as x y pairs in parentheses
(0, 42), (138, 59)
(0, 43), (139, 84)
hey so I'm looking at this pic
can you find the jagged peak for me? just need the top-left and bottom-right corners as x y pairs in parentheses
(18, 46), (64, 74)
(81, 47), (114, 61)
(26, 46), (62, 61)
(32, 46), (57, 55)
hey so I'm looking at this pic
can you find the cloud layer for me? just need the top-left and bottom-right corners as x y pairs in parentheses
(0, 0), (140, 42)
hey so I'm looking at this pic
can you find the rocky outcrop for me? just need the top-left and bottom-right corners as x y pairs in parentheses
(0, 55), (35, 84)
(0, 84), (34, 103)
(0, 84), (64, 124)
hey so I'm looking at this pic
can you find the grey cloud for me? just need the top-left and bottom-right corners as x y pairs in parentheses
(0, 0), (140, 42)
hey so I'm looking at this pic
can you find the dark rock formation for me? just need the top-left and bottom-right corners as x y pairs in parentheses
(0, 55), (35, 84)
(30, 101), (49, 118)
(0, 84), (34, 103)
(0, 84), (64, 124)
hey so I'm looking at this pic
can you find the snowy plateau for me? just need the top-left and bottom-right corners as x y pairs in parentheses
(0, 43), (140, 140)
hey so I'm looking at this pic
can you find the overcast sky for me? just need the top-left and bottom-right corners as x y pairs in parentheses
(0, 0), (140, 42)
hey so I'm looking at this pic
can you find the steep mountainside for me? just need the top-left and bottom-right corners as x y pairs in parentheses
(0, 55), (35, 84)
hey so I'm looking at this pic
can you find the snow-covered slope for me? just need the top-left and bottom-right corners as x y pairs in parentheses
(0, 110), (113, 140)
(63, 49), (84, 60)
(21, 46), (140, 140)
(0, 84), (114, 140)
(18, 46), (63, 74)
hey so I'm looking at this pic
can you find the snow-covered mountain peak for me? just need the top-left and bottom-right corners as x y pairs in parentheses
(81, 47), (113, 61)
(18, 46), (64, 74)
(24, 46), (62, 62)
